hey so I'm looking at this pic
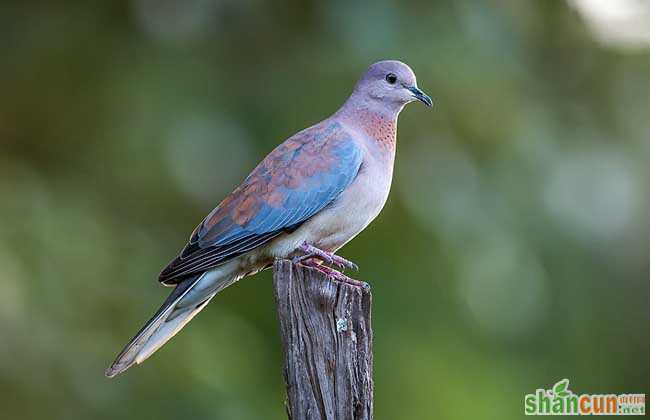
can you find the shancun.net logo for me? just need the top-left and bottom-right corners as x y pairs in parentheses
(525, 379), (645, 416)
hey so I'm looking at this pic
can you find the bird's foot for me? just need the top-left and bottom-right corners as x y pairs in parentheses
(312, 264), (370, 290)
(292, 244), (368, 289)
(292, 243), (359, 271)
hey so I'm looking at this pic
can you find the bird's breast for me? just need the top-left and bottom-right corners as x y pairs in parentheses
(294, 148), (394, 252)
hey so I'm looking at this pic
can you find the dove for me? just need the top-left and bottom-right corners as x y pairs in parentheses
(106, 60), (432, 377)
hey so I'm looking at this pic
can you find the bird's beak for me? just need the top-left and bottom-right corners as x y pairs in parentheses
(407, 86), (433, 107)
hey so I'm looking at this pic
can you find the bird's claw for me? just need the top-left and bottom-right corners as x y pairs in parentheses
(292, 243), (366, 288)
(311, 264), (370, 290)
(295, 242), (359, 272)
(330, 254), (359, 271)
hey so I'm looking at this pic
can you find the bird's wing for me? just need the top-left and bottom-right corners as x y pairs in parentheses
(159, 121), (363, 284)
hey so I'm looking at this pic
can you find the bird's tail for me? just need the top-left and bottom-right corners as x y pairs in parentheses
(105, 270), (237, 378)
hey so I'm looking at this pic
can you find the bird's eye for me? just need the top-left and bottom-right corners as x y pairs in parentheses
(385, 73), (397, 84)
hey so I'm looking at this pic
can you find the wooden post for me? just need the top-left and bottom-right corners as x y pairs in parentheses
(273, 259), (373, 420)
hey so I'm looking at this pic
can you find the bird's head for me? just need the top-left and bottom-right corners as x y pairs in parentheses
(352, 60), (432, 112)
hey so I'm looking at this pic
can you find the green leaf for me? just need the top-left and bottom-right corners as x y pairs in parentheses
(553, 379), (570, 397)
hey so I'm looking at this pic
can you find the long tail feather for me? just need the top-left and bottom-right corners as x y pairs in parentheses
(105, 271), (235, 378)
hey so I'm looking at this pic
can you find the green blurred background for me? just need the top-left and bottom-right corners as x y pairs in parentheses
(1, 1), (648, 419)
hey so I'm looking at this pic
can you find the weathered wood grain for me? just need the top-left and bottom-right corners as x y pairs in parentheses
(273, 259), (373, 420)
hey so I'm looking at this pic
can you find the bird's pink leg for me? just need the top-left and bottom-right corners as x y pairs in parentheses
(312, 264), (370, 289)
(292, 243), (368, 289)
(293, 243), (359, 271)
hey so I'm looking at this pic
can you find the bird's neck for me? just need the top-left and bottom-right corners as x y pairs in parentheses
(336, 99), (400, 153)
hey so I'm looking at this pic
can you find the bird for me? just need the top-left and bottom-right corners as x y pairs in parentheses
(105, 60), (432, 378)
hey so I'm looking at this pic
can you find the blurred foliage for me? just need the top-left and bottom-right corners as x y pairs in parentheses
(1, 1), (649, 419)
